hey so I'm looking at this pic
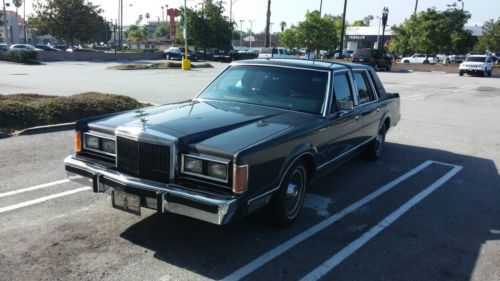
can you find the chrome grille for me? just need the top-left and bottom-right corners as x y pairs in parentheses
(116, 137), (170, 183)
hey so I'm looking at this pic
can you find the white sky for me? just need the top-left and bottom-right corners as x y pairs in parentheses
(11, 0), (497, 32)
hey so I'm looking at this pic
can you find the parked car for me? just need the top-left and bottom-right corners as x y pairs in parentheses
(53, 45), (69, 52)
(352, 48), (392, 71)
(447, 54), (465, 63)
(459, 55), (494, 77)
(258, 47), (292, 59)
(0, 43), (7, 52)
(400, 54), (438, 64)
(34, 45), (61, 52)
(163, 47), (199, 61)
(8, 44), (43, 52)
(64, 59), (401, 226)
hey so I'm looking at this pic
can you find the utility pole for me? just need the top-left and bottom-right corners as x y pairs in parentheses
(23, 0), (26, 43)
(264, 0), (271, 47)
(239, 19), (244, 47)
(414, 0), (418, 16)
(319, 0), (323, 16)
(249, 19), (254, 48)
(338, 0), (347, 54)
(2, 0), (10, 47)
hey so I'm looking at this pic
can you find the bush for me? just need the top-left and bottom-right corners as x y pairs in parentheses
(2, 51), (39, 64)
(0, 93), (143, 132)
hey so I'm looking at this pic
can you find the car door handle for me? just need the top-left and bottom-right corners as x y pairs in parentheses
(355, 115), (360, 121)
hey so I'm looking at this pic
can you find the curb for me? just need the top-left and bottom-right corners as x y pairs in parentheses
(16, 122), (75, 136)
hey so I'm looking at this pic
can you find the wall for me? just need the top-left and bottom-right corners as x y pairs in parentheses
(37, 51), (163, 62)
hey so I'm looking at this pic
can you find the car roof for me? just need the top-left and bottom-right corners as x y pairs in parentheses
(230, 58), (370, 71)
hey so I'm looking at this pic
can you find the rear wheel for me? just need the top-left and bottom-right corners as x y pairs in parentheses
(267, 161), (308, 227)
(459, 70), (464, 76)
(364, 125), (386, 161)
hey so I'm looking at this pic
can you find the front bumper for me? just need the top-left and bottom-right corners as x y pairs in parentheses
(64, 155), (238, 225)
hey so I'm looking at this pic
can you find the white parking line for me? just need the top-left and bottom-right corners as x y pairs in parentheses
(221, 160), (438, 281)
(299, 164), (462, 281)
(0, 179), (70, 198)
(0, 186), (91, 214)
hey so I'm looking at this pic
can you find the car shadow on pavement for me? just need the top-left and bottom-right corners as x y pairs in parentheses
(120, 142), (500, 281)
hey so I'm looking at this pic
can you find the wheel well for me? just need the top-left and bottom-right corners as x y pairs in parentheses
(384, 118), (390, 131)
(299, 154), (317, 180)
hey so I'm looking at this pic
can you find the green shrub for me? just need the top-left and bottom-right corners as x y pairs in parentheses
(0, 93), (143, 132)
(2, 51), (39, 64)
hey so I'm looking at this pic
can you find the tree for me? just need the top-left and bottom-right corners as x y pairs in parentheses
(31, 0), (107, 46)
(13, 0), (22, 18)
(280, 11), (337, 54)
(180, 0), (232, 52)
(475, 18), (500, 52)
(145, 13), (151, 22)
(154, 23), (169, 38)
(389, 8), (473, 55)
(280, 21), (286, 32)
(352, 15), (373, 27)
(127, 25), (147, 47)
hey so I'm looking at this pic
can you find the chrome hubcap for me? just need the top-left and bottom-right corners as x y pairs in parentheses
(285, 168), (305, 218)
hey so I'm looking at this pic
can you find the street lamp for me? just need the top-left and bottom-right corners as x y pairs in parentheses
(380, 7), (389, 51)
(457, 0), (464, 11)
(239, 19), (244, 47)
(2, 0), (10, 47)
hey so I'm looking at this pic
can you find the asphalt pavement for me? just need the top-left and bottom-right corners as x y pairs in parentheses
(1, 63), (499, 281)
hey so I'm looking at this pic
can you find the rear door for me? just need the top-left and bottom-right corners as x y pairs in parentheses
(316, 70), (365, 166)
(352, 69), (382, 142)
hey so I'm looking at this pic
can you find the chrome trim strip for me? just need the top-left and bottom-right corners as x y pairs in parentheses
(247, 187), (279, 206)
(181, 154), (230, 184)
(83, 133), (116, 157)
(317, 136), (376, 170)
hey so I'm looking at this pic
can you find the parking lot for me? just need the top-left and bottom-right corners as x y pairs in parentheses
(1, 62), (500, 281)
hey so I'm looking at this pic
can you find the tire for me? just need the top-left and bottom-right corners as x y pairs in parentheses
(374, 63), (380, 71)
(403, 60), (409, 64)
(386, 63), (392, 71)
(488, 70), (492, 77)
(483, 70), (487, 77)
(364, 125), (386, 161)
(459, 70), (464, 76)
(423, 60), (429, 64)
(267, 161), (308, 227)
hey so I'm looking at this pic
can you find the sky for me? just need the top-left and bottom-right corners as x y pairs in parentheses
(11, 0), (498, 32)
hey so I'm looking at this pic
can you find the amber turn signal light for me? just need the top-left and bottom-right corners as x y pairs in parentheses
(75, 131), (82, 153)
(232, 165), (249, 194)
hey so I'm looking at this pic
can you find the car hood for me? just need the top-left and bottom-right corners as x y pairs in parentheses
(86, 100), (317, 156)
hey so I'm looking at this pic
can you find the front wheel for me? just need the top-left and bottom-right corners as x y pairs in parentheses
(487, 70), (492, 77)
(364, 125), (386, 161)
(459, 70), (464, 76)
(267, 161), (308, 227)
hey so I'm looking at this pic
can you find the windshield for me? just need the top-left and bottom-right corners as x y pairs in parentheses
(465, 56), (486, 62)
(199, 65), (329, 114)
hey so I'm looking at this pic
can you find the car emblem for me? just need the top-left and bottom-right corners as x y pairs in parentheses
(140, 117), (148, 129)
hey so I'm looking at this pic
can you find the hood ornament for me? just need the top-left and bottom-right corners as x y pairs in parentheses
(135, 109), (147, 117)
(140, 117), (148, 129)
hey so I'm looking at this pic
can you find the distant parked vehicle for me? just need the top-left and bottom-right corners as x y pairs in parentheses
(0, 43), (7, 52)
(53, 45), (69, 52)
(258, 47), (292, 59)
(352, 48), (392, 71)
(34, 45), (61, 52)
(163, 47), (199, 61)
(401, 54), (438, 64)
(447, 54), (465, 63)
(8, 44), (43, 52)
(459, 55), (494, 77)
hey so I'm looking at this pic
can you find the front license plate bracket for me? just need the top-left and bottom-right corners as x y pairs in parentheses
(112, 190), (141, 215)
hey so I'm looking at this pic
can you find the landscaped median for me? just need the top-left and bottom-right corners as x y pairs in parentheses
(111, 61), (214, 70)
(0, 93), (145, 134)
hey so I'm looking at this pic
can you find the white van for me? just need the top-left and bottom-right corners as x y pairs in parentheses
(258, 47), (292, 59)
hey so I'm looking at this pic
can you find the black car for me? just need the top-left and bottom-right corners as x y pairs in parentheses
(64, 59), (401, 226)
(34, 45), (61, 52)
(163, 47), (199, 61)
(352, 48), (392, 71)
(53, 45), (68, 52)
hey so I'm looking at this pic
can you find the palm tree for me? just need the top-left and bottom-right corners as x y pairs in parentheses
(13, 0), (22, 18)
(280, 21), (286, 32)
(145, 13), (151, 22)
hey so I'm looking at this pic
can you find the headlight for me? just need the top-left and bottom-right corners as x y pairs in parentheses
(184, 156), (203, 174)
(102, 139), (116, 154)
(207, 162), (228, 180)
(85, 135), (99, 149)
(182, 155), (229, 182)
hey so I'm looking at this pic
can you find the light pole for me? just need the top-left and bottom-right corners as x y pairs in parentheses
(338, 0), (347, 54)
(414, 0), (418, 16)
(381, 7), (389, 51)
(249, 19), (254, 48)
(2, 0), (9, 47)
(161, 6), (164, 22)
(319, 0), (323, 16)
(23, 0), (27, 43)
(239, 19), (244, 47)
(181, 0), (190, 70)
(458, 0), (464, 10)
(269, 22), (273, 47)
(375, 16), (381, 49)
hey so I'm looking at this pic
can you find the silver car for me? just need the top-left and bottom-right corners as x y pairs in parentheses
(8, 44), (43, 52)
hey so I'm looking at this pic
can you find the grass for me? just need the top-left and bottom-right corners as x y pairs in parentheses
(112, 61), (213, 70)
(0, 93), (144, 133)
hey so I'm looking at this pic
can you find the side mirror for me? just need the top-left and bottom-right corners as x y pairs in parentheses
(337, 101), (354, 111)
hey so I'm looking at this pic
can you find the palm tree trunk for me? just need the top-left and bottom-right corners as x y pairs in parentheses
(264, 0), (271, 47)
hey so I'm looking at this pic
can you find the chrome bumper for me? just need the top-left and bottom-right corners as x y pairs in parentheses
(64, 155), (238, 225)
